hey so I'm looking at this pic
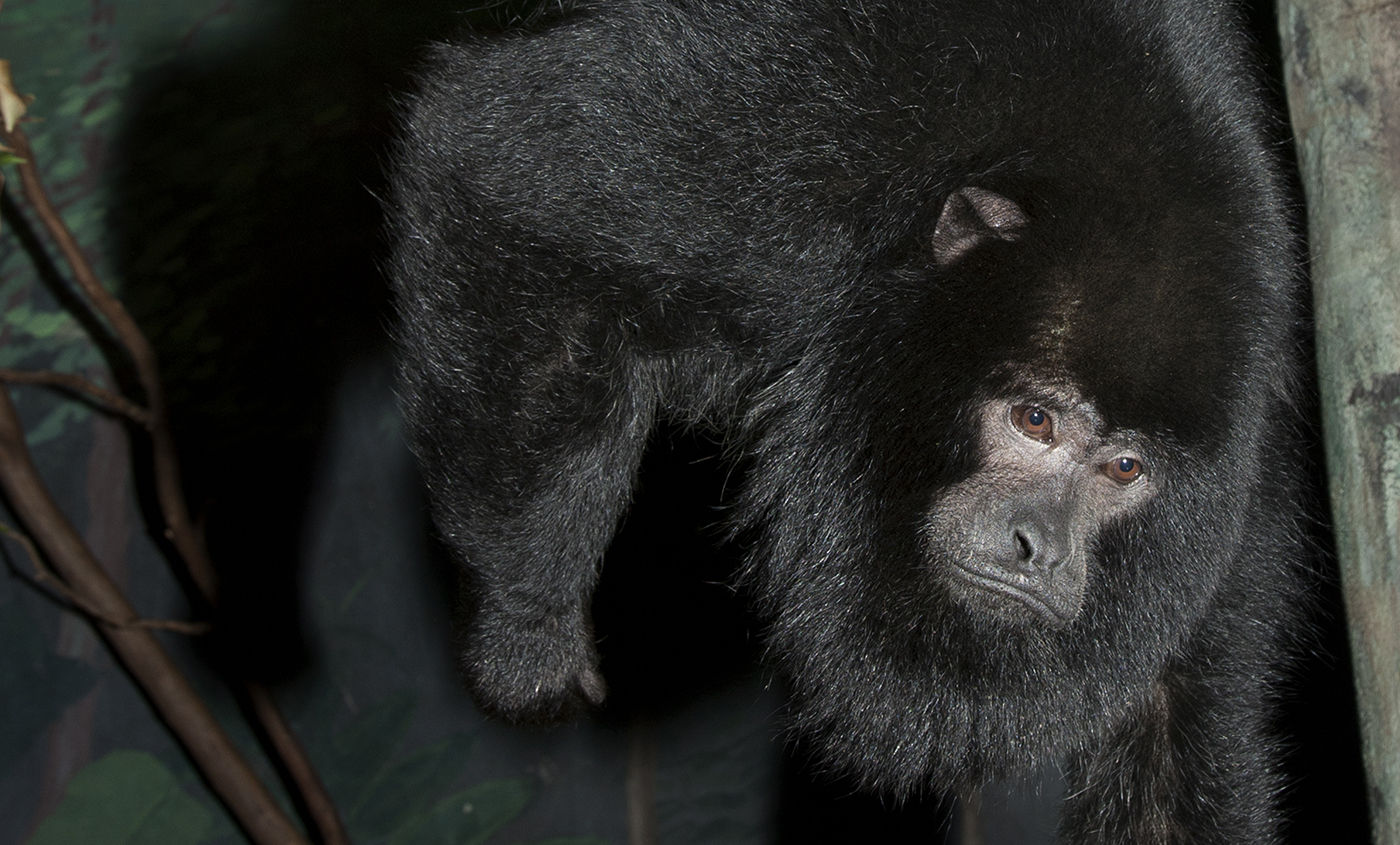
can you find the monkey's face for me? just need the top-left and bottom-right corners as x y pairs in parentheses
(923, 388), (1158, 627)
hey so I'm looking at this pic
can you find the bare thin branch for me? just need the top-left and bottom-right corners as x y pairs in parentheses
(249, 684), (351, 845)
(0, 368), (154, 426)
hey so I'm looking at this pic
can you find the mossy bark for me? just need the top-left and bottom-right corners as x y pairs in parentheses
(1280, 3), (1400, 841)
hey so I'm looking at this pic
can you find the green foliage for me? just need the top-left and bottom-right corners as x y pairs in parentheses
(0, 290), (103, 369)
(351, 733), (481, 838)
(0, 0), (234, 445)
(25, 750), (212, 845)
(284, 688), (545, 844)
(0, 597), (95, 775)
(387, 778), (536, 845)
(322, 690), (420, 805)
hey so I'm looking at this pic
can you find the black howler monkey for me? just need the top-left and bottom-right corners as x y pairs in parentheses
(387, 0), (1306, 840)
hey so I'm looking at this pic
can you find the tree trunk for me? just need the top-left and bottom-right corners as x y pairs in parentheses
(1279, 3), (1400, 841)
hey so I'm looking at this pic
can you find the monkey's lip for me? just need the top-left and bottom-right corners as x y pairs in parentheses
(949, 564), (1075, 625)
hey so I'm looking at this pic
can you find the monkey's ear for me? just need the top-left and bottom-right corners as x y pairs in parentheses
(930, 187), (1029, 266)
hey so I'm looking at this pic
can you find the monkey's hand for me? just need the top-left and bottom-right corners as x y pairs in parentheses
(461, 603), (606, 724)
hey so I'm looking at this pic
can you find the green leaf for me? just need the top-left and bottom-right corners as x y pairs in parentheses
(527, 839), (611, 845)
(3, 300), (32, 325)
(322, 690), (417, 808)
(348, 732), (477, 838)
(17, 309), (76, 339)
(0, 598), (95, 775)
(26, 750), (212, 845)
(25, 402), (92, 446)
(386, 777), (535, 845)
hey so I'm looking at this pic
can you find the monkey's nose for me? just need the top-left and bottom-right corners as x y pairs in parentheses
(1010, 519), (1069, 572)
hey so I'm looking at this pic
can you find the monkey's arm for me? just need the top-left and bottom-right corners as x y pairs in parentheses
(1057, 625), (1284, 844)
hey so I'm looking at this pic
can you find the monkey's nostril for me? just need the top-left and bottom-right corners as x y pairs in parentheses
(1014, 529), (1034, 561)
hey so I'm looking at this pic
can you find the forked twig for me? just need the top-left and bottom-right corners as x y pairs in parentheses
(0, 368), (154, 426)
(0, 522), (208, 635)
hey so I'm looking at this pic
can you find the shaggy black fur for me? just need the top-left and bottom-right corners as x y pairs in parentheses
(387, 0), (1306, 840)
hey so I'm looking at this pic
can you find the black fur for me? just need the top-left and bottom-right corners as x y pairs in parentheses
(387, 0), (1306, 840)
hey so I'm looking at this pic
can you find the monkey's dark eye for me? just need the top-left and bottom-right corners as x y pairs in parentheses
(1105, 456), (1144, 484)
(1013, 405), (1054, 442)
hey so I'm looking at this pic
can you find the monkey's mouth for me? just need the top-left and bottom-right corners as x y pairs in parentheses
(948, 564), (1077, 626)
